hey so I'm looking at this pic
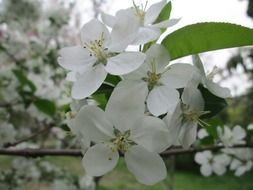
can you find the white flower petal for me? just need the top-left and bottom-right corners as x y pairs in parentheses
(122, 63), (148, 80)
(235, 166), (247, 176)
(245, 161), (253, 170)
(73, 105), (114, 143)
(214, 154), (231, 166)
(80, 19), (110, 46)
(232, 125), (246, 141)
(125, 145), (167, 185)
(109, 9), (140, 52)
(230, 159), (242, 170)
(105, 80), (148, 131)
(144, 0), (167, 25)
(66, 71), (77, 82)
(205, 80), (232, 98)
(82, 144), (119, 176)
(145, 44), (170, 73)
(248, 124), (253, 130)
(105, 52), (146, 75)
(131, 27), (161, 45)
(161, 63), (197, 88)
(197, 128), (209, 139)
(58, 46), (95, 71)
(192, 55), (206, 76)
(182, 83), (204, 111)
(100, 12), (116, 27)
(212, 164), (226, 176)
(68, 119), (90, 148)
(147, 86), (179, 116)
(151, 18), (181, 28)
(200, 164), (212, 177)
(195, 151), (212, 165)
(164, 103), (183, 145)
(178, 122), (198, 149)
(131, 116), (170, 153)
(71, 64), (107, 99)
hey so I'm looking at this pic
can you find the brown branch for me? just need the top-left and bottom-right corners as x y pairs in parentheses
(0, 144), (252, 158)
(3, 124), (54, 148)
(161, 144), (253, 157)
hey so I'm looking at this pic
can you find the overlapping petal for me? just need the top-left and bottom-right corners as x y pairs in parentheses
(80, 19), (110, 46)
(147, 85), (179, 116)
(144, 0), (167, 25)
(161, 64), (197, 88)
(82, 143), (119, 176)
(105, 52), (146, 75)
(73, 105), (114, 143)
(131, 116), (169, 153)
(71, 64), (107, 99)
(105, 80), (148, 131)
(58, 46), (95, 71)
(125, 145), (167, 185)
(145, 44), (170, 73)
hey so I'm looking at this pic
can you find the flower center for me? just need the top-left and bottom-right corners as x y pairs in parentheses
(133, 1), (148, 24)
(110, 127), (135, 153)
(84, 33), (108, 65)
(181, 103), (210, 127)
(142, 60), (162, 90)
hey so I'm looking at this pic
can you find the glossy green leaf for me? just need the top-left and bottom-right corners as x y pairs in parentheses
(34, 98), (56, 117)
(162, 22), (253, 60)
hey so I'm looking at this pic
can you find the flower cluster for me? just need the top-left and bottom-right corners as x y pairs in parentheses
(0, 157), (95, 190)
(195, 125), (253, 177)
(58, 0), (233, 185)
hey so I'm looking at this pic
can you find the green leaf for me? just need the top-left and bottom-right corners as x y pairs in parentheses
(33, 98), (56, 117)
(154, 1), (172, 24)
(199, 85), (227, 119)
(205, 118), (224, 139)
(92, 94), (107, 109)
(13, 69), (36, 92)
(104, 74), (121, 86)
(162, 22), (253, 60)
(96, 83), (114, 95)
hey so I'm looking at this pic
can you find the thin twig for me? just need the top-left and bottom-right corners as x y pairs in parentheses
(3, 124), (54, 148)
(0, 144), (252, 158)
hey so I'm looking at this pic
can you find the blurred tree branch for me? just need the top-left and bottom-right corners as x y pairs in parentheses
(3, 123), (54, 148)
(0, 144), (252, 157)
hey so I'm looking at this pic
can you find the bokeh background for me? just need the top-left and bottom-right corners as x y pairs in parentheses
(0, 0), (253, 189)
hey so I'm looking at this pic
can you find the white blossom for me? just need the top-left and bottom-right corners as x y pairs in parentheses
(101, 0), (180, 49)
(79, 175), (96, 190)
(195, 151), (231, 176)
(248, 124), (253, 130)
(71, 81), (170, 185)
(217, 125), (246, 147)
(192, 55), (231, 98)
(164, 75), (209, 148)
(123, 44), (196, 116)
(223, 148), (253, 176)
(58, 19), (146, 99)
